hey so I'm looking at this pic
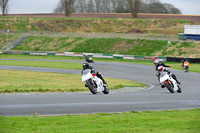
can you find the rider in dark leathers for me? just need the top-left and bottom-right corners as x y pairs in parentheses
(81, 63), (107, 86)
(155, 59), (171, 71)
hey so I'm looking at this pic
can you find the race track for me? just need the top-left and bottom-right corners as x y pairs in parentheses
(0, 60), (200, 116)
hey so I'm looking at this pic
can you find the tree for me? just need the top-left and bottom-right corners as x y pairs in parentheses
(163, 3), (181, 14)
(0, 0), (9, 16)
(128, 0), (141, 18)
(128, 0), (134, 17)
(94, 0), (101, 13)
(53, 0), (65, 13)
(64, 0), (75, 16)
(53, 0), (75, 17)
(87, 0), (95, 13)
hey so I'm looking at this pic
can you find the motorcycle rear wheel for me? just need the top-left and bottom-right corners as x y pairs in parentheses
(87, 80), (97, 94)
(165, 83), (174, 93)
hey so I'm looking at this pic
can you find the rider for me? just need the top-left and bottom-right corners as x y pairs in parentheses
(153, 56), (159, 66)
(155, 59), (171, 71)
(81, 62), (107, 86)
(158, 66), (181, 85)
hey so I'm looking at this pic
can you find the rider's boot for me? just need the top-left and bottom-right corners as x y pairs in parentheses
(97, 73), (107, 86)
(176, 80), (181, 85)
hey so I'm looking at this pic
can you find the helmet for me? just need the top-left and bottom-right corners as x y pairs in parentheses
(158, 66), (163, 72)
(83, 62), (89, 69)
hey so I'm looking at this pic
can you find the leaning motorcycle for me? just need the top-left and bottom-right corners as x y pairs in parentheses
(159, 71), (182, 93)
(82, 69), (109, 94)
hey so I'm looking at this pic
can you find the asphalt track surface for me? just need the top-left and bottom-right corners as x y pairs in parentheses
(0, 59), (200, 116)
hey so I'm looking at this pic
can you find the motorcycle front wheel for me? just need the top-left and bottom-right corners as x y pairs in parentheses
(87, 80), (97, 94)
(165, 83), (174, 93)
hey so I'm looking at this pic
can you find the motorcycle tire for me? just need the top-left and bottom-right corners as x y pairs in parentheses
(165, 83), (174, 93)
(103, 85), (109, 94)
(87, 80), (97, 94)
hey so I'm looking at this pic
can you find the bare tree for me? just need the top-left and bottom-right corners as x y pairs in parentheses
(94, 0), (101, 13)
(64, 0), (75, 16)
(53, 0), (65, 13)
(128, 0), (134, 17)
(163, 3), (181, 14)
(128, 0), (141, 18)
(87, 0), (95, 13)
(0, 0), (9, 16)
(134, 0), (140, 17)
(54, 0), (181, 15)
(54, 0), (75, 16)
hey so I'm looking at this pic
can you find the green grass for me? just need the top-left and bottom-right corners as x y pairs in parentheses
(0, 108), (199, 132)
(0, 16), (195, 35)
(0, 60), (82, 70)
(0, 54), (199, 73)
(0, 69), (145, 93)
(8, 35), (200, 57)
(0, 34), (20, 49)
(12, 36), (169, 56)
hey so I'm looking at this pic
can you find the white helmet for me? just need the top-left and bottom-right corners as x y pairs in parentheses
(158, 66), (164, 72)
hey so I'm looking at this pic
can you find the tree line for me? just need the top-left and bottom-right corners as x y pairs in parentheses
(53, 0), (181, 17)
(0, 0), (181, 17)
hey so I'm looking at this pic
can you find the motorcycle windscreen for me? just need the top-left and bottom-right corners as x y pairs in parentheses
(82, 69), (92, 82)
(159, 72), (169, 83)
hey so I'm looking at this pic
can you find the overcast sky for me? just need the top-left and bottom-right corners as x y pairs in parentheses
(7, 0), (200, 15)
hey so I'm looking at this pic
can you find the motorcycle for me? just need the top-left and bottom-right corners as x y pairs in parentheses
(159, 71), (182, 93)
(82, 69), (109, 94)
(85, 56), (94, 63)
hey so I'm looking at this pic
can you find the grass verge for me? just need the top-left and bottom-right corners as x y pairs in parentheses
(0, 69), (145, 93)
(0, 54), (199, 73)
(0, 60), (82, 70)
(0, 108), (199, 132)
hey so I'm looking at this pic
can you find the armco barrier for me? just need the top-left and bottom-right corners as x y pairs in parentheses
(113, 54), (123, 59)
(47, 52), (56, 56)
(4, 50), (172, 61)
(123, 55), (135, 60)
(102, 53), (113, 59)
(93, 53), (103, 58)
(30, 52), (47, 56)
(64, 52), (74, 56)
(55, 52), (65, 56)
(22, 51), (30, 55)
(166, 57), (200, 63)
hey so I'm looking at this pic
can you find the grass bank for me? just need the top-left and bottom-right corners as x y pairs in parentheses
(0, 108), (199, 132)
(10, 36), (200, 58)
(0, 69), (145, 93)
(0, 16), (195, 35)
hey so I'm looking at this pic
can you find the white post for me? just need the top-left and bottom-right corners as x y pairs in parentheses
(6, 29), (9, 45)
(167, 40), (170, 56)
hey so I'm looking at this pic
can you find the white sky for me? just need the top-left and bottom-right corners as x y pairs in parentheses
(7, 0), (200, 15)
